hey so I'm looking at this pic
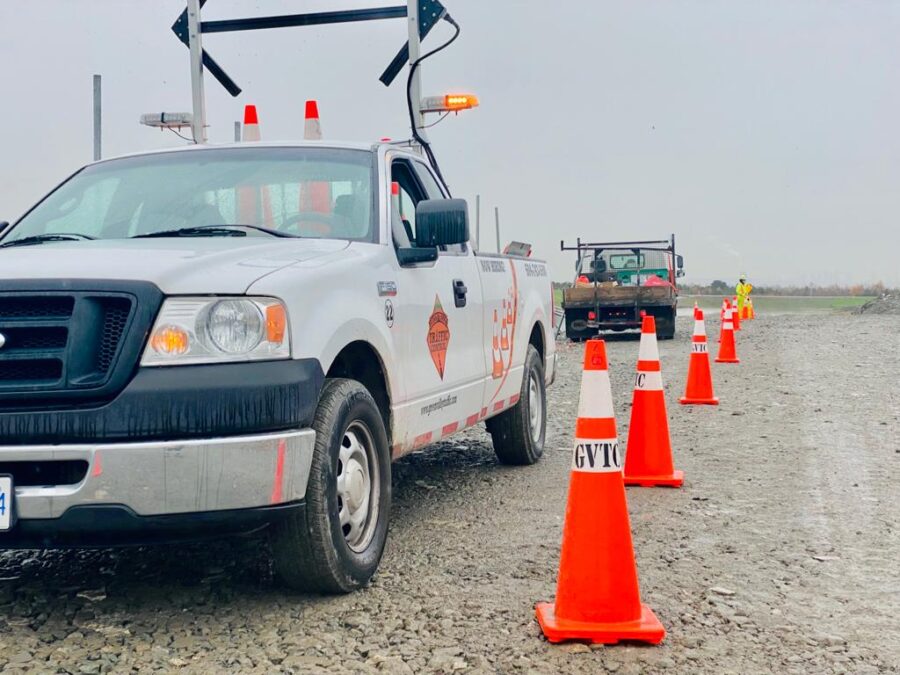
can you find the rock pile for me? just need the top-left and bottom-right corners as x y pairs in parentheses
(854, 293), (900, 315)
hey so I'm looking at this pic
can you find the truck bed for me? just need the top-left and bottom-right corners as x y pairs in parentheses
(563, 285), (674, 307)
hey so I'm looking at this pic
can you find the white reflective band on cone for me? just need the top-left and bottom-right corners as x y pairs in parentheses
(304, 118), (322, 141)
(724, 322), (734, 330)
(638, 331), (660, 361)
(633, 370), (663, 391)
(691, 342), (708, 353)
(576, 371), (615, 419)
(693, 319), (706, 337)
(572, 438), (622, 472)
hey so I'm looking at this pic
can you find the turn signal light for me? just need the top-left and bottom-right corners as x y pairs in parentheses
(266, 304), (287, 344)
(149, 325), (190, 356)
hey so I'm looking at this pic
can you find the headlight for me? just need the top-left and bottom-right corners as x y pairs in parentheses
(142, 297), (290, 366)
(206, 299), (263, 353)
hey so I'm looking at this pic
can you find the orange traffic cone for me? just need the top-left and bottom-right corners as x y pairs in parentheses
(693, 301), (700, 320)
(715, 307), (740, 364)
(624, 316), (683, 487)
(238, 105), (265, 224)
(720, 298), (728, 322)
(680, 309), (719, 405)
(491, 310), (503, 378)
(535, 340), (665, 645)
(732, 297), (741, 331)
(747, 297), (755, 319)
(299, 100), (332, 222)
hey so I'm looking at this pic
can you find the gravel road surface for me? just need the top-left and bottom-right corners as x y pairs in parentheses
(0, 313), (898, 674)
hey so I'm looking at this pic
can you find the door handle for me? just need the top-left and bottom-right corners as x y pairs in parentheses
(452, 279), (468, 308)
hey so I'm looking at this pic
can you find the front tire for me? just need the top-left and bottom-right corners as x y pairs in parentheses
(486, 345), (546, 465)
(272, 379), (391, 593)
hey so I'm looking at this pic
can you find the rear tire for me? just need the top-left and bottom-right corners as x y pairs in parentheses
(657, 310), (676, 340)
(486, 345), (546, 465)
(272, 379), (391, 594)
(565, 310), (593, 342)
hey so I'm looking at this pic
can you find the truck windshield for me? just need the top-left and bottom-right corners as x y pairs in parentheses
(4, 147), (376, 244)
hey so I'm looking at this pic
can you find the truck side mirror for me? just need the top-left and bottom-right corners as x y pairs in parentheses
(397, 247), (438, 265)
(593, 259), (607, 273)
(414, 199), (469, 247)
(676, 255), (684, 269)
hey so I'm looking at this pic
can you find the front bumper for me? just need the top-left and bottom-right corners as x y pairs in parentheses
(0, 429), (315, 545)
(0, 359), (325, 445)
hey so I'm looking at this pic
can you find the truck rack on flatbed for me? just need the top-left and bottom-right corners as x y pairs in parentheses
(559, 235), (684, 341)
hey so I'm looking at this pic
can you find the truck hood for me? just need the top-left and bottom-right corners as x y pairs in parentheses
(0, 238), (350, 294)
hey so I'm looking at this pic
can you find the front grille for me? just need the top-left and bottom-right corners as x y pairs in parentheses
(0, 292), (137, 396)
(0, 296), (74, 320)
(0, 326), (68, 350)
(96, 299), (132, 374)
(0, 359), (63, 382)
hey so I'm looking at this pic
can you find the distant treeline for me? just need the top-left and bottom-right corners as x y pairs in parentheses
(678, 281), (894, 297)
(550, 280), (895, 296)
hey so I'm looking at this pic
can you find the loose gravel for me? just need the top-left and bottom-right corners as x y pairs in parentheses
(0, 313), (898, 673)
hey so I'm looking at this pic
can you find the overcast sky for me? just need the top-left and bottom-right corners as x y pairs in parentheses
(1, 1), (898, 286)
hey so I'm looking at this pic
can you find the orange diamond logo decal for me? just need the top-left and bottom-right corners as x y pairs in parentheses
(426, 295), (450, 380)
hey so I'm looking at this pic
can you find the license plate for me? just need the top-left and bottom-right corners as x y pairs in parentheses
(0, 475), (14, 532)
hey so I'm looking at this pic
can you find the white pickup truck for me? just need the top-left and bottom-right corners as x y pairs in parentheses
(0, 141), (556, 592)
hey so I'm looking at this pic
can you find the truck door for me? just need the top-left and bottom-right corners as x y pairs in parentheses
(479, 254), (526, 416)
(388, 157), (485, 455)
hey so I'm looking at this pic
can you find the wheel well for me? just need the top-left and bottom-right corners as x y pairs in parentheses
(326, 341), (391, 435)
(528, 322), (545, 363)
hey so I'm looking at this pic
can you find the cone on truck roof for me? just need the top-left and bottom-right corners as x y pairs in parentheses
(304, 100), (323, 141)
(535, 340), (665, 645)
(624, 316), (683, 487)
(242, 105), (261, 142)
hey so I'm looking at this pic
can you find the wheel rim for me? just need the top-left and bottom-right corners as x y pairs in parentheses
(528, 371), (543, 443)
(336, 421), (380, 553)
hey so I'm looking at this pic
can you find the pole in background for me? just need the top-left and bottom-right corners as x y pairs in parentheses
(92, 74), (102, 161)
(495, 207), (501, 253)
(186, 0), (208, 144)
(475, 194), (481, 251)
(234, 121), (241, 142)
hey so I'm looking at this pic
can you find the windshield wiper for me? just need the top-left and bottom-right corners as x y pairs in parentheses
(0, 233), (97, 249)
(133, 224), (299, 239)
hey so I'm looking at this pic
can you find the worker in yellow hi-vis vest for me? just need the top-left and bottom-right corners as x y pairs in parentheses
(736, 276), (752, 317)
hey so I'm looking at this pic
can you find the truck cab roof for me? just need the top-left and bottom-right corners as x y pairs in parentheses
(89, 140), (417, 167)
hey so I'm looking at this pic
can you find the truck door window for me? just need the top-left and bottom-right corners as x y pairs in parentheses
(411, 161), (466, 255)
(412, 162), (447, 199)
(390, 160), (425, 246)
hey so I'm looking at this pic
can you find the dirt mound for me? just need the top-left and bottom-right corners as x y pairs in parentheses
(854, 293), (900, 315)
